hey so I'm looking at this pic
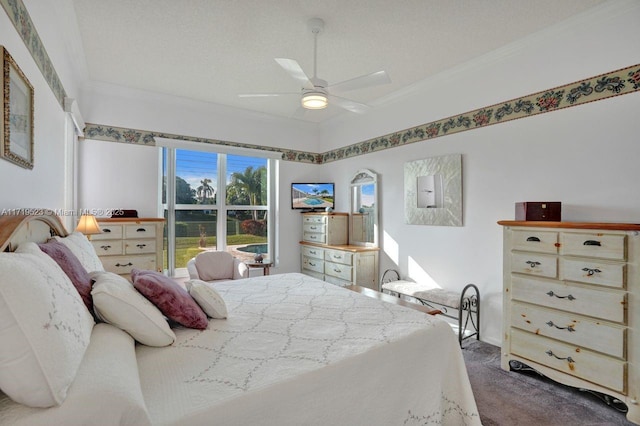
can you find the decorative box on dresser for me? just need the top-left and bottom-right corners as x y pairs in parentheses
(499, 221), (639, 425)
(300, 212), (379, 290)
(93, 218), (164, 276)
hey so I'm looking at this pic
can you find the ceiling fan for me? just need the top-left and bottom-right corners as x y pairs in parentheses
(239, 18), (391, 115)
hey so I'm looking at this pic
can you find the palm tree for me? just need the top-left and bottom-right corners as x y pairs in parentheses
(228, 166), (266, 219)
(196, 178), (215, 204)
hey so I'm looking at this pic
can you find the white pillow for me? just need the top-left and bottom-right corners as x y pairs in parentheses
(91, 271), (176, 347)
(0, 324), (153, 425)
(54, 231), (104, 273)
(0, 243), (94, 407)
(186, 279), (228, 319)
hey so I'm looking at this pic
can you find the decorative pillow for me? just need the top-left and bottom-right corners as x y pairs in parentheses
(186, 279), (228, 319)
(38, 239), (93, 312)
(54, 232), (104, 273)
(131, 269), (208, 329)
(0, 243), (94, 407)
(91, 271), (176, 347)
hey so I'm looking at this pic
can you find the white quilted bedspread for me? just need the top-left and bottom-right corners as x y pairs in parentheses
(136, 273), (480, 425)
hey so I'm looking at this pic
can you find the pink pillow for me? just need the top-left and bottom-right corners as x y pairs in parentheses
(38, 240), (93, 312)
(130, 269), (208, 329)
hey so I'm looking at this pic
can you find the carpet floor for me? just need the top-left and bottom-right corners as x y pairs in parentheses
(461, 340), (634, 426)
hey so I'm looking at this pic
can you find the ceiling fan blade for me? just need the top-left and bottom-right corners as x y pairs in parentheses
(328, 95), (370, 114)
(238, 92), (298, 98)
(275, 58), (314, 90)
(328, 70), (391, 93)
(291, 107), (308, 120)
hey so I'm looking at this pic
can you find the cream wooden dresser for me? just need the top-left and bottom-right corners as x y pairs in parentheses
(300, 212), (379, 290)
(93, 218), (164, 276)
(499, 221), (639, 424)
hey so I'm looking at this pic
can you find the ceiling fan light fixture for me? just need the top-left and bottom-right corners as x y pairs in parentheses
(301, 92), (328, 109)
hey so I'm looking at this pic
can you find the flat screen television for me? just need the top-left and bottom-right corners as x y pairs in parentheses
(291, 182), (335, 210)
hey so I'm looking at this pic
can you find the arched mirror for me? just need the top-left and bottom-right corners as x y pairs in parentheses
(350, 169), (378, 247)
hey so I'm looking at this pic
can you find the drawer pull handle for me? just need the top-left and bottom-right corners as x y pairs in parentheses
(545, 350), (575, 363)
(546, 291), (575, 301)
(525, 260), (541, 268)
(309, 262), (316, 267)
(99, 245), (111, 251)
(103, 229), (112, 233)
(136, 228), (146, 232)
(334, 268), (342, 273)
(546, 321), (575, 332)
(526, 236), (541, 242)
(333, 255), (342, 259)
(115, 262), (133, 267)
(310, 226), (317, 230)
(583, 240), (601, 246)
(136, 244), (147, 249)
(309, 251), (317, 255)
(581, 267), (602, 276)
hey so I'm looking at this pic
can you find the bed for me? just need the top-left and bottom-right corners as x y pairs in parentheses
(0, 214), (480, 425)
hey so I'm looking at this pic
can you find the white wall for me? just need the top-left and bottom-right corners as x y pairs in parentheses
(78, 139), (160, 217)
(317, 0), (640, 345)
(0, 2), (78, 214)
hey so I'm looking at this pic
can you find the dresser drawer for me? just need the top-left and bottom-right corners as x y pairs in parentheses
(510, 302), (625, 358)
(301, 269), (324, 281)
(93, 224), (123, 240)
(511, 230), (558, 254)
(125, 224), (157, 239)
(301, 245), (324, 260)
(101, 255), (156, 274)
(125, 239), (157, 255)
(303, 223), (326, 234)
(302, 256), (324, 273)
(325, 261), (353, 282)
(324, 274), (351, 287)
(511, 276), (626, 323)
(560, 258), (625, 289)
(92, 240), (123, 256)
(324, 249), (353, 266)
(302, 215), (326, 224)
(510, 329), (626, 393)
(303, 232), (326, 244)
(511, 252), (557, 278)
(560, 232), (626, 260)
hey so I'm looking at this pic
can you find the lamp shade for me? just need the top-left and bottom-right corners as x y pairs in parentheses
(75, 214), (102, 235)
(301, 92), (328, 109)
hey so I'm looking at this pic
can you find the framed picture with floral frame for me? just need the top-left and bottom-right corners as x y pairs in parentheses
(1, 46), (34, 169)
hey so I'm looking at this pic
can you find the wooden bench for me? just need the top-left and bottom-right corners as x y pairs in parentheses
(379, 270), (480, 346)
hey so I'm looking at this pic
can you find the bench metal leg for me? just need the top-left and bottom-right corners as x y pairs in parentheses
(459, 283), (480, 346)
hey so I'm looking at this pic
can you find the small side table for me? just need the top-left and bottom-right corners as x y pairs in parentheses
(246, 261), (273, 276)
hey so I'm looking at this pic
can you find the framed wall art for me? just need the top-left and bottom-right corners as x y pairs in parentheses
(1, 46), (34, 169)
(404, 154), (462, 226)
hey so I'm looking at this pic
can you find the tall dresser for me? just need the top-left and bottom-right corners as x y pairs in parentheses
(93, 218), (164, 276)
(300, 212), (379, 290)
(499, 221), (639, 424)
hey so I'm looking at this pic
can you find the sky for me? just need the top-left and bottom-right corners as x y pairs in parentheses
(171, 150), (267, 191)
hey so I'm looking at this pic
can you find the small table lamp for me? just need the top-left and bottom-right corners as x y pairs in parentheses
(75, 214), (102, 239)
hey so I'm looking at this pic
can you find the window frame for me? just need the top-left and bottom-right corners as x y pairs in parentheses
(158, 139), (278, 277)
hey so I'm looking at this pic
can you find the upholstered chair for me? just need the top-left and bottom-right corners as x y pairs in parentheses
(186, 251), (249, 283)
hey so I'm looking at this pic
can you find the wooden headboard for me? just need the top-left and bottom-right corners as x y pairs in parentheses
(0, 214), (69, 252)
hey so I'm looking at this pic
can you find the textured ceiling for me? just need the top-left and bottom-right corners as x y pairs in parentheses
(71, 0), (606, 123)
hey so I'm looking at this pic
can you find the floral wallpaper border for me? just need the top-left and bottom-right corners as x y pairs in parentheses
(1, 0), (67, 107)
(3, 1), (639, 164)
(322, 63), (640, 163)
(85, 63), (640, 164)
(83, 124), (320, 164)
